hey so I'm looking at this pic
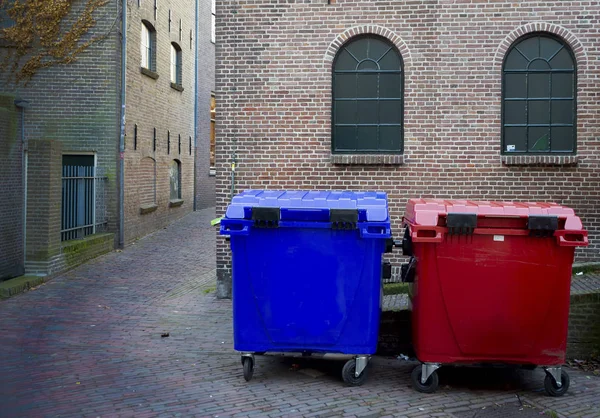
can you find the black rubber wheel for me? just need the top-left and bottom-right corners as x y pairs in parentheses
(544, 370), (570, 397)
(342, 359), (368, 386)
(242, 357), (254, 382)
(411, 365), (439, 393)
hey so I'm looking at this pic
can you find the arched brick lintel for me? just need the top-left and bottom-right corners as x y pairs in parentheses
(323, 25), (412, 70)
(494, 23), (587, 71)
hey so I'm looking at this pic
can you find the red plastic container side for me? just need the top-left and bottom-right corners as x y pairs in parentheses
(404, 199), (588, 366)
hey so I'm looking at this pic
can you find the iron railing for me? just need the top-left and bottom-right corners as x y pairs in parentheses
(61, 165), (108, 241)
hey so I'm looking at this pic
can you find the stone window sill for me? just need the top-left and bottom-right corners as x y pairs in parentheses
(140, 203), (158, 215)
(169, 199), (184, 208)
(501, 155), (578, 166)
(331, 154), (405, 165)
(141, 67), (159, 80)
(170, 83), (184, 92)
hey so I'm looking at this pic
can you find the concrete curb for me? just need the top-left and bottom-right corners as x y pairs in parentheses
(0, 275), (46, 299)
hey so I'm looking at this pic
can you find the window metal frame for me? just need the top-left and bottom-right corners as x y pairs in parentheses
(170, 42), (182, 86)
(501, 33), (577, 155)
(331, 35), (404, 155)
(141, 21), (157, 71)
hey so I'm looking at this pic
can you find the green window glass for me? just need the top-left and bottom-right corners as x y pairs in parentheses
(502, 34), (576, 154)
(332, 36), (404, 154)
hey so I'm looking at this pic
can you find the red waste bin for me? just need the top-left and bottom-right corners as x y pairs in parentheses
(401, 199), (588, 396)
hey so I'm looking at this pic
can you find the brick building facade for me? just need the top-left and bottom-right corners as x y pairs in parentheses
(124, 0), (197, 243)
(196, 0), (217, 209)
(215, 0), (600, 298)
(0, 0), (215, 280)
(0, 0), (120, 279)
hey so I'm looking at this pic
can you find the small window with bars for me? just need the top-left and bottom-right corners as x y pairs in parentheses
(61, 155), (107, 241)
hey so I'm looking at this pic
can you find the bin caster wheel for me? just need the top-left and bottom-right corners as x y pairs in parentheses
(342, 359), (368, 386)
(242, 357), (254, 382)
(411, 365), (439, 393)
(544, 370), (569, 397)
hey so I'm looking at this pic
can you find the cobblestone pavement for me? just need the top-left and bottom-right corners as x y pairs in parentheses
(1, 209), (599, 418)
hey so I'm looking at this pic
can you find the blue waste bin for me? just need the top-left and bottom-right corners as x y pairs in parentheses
(220, 190), (391, 385)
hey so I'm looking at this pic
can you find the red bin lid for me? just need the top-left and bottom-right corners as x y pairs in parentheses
(405, 199), (584, 230)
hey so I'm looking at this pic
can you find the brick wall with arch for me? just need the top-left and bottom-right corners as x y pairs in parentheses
(215, 0), (600, 298)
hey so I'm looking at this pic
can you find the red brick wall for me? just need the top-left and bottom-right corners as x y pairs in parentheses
(215, 1), (600, 298)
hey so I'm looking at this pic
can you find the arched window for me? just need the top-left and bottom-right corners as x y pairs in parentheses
(169, 160), (181, 200)
(141, 21), (157, 72)
(170, 42), (182, 87)
(332, 35), (404, 154)
(502, 34), (576, 154)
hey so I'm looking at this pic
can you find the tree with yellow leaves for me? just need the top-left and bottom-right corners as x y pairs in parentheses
(0, 0), (112, 84)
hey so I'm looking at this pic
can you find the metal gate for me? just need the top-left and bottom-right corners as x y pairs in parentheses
(61, 157), (108, 241)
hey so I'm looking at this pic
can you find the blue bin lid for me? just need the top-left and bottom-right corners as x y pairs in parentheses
(225, 190), (389, 222)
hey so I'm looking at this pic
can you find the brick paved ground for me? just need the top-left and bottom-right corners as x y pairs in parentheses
(1, 208), (599, 418)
